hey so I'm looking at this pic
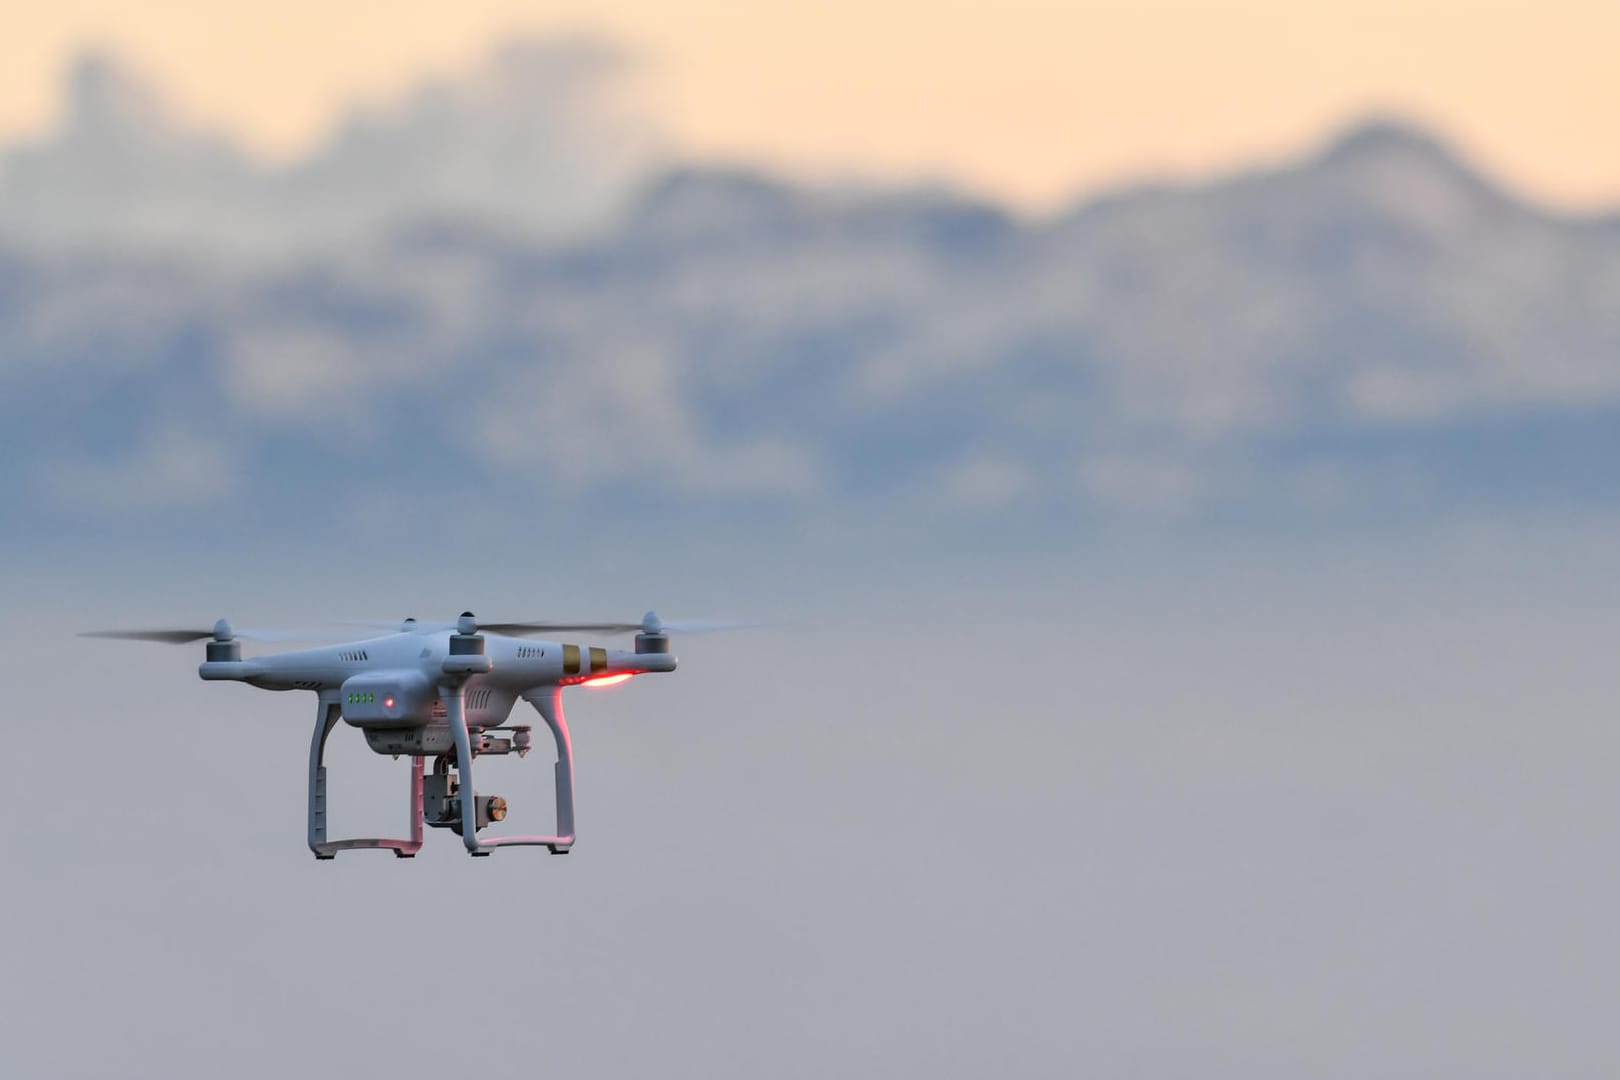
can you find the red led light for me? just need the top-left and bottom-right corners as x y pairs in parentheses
(384, 697), (395, 708)
(582, 673), (634, 688)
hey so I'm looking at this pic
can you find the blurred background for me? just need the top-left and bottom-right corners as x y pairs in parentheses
(5, 3), (1620, 1077)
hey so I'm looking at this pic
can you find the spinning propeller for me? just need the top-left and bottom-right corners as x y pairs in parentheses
(480, 612), (756, 636)
(79, 619), (325, 644)
(82, 612), (758, 644)
(348, 612), (757, 637)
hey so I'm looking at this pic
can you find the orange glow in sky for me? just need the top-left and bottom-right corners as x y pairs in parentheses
(2, 1), (1617, 210)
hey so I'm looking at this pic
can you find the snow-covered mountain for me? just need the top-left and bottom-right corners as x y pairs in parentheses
(0, 39), (659, 256)
(3, 62), (1618, 556)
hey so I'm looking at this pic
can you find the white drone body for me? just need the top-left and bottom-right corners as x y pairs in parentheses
(87, 611), (683, 859)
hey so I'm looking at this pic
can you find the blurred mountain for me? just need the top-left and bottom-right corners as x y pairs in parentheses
(0, 38), (659, 255)
(3, 95), (1619, 554)
(0, 52), (262, 251)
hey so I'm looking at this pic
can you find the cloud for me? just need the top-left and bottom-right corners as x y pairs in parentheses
(280, 34), (662, 248)
(470, 343), (824, 498)
(223, 327), (376, 417)
(39, 427), (237, 511)
(1076, 453), (1215, 513)
(6, 115), (1620, 534)
(934, 454), (1038, 506)
(0, 36), (662, 257)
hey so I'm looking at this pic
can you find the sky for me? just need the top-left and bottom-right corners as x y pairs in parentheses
(8, 7), (1620, 1076)
(11, 529), (1620, 1078)
(1, 0), (1618, 210)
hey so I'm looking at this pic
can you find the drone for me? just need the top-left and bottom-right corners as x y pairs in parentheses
(83, 611), (704, 859)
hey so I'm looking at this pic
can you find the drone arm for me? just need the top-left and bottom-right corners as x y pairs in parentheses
(200, 659), (269, 681)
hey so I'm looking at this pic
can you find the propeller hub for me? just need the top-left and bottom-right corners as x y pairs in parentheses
(206, 619), (242, 663)
(635, 611), (671, 655)
(450, 612), (485, 657)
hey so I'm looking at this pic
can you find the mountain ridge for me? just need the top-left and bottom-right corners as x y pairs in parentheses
(3, 58), (1618, 556)
(3, 41), (1614, 259)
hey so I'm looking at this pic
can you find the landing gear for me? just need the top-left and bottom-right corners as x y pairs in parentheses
(307, 698), (424, 860)
(440, 684), (576, 857)
(305, 683), (577, 860)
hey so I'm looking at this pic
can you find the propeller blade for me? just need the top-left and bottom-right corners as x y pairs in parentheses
(659, 619), (764, 635)
(332, 615), (766, 639)
(231, 628), (334, 643)
(480, 620), (644, 636)
(481, 618), (762, 637)
(79, 628), (216, 645)
(79, 626), (338, 645)
(337, 619), (448, 633)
